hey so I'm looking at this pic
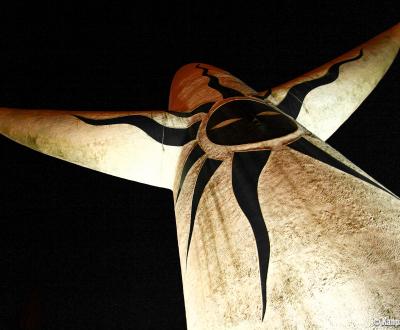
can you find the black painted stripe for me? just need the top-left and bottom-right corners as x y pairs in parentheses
(253, 88), (272, 100)
(75, 115), (200, 147)
(289, 138), (397, 198)
(232, 150), (271, 321)
(168, 102), (214, 117)
(176, 144), (205, 202)
(278, 49), (363, 119)
(186, 158), (223, 264)
(196, 64), (245, 98)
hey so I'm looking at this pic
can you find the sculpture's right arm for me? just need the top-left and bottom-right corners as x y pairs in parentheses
(0, 108), (191, 189)
(263, 23), (399, 141)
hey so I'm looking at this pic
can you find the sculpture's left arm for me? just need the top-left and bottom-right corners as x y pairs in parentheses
(263, 23), (399, 141)
(0, 108), (195, 189)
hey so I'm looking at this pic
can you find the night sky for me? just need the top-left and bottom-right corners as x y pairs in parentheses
(0, 2), (399, 329)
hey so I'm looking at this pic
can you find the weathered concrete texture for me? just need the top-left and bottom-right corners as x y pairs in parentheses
(174, 132), (400, 329)
(1, 23), (399, 330)
(263, 146), (400, 329)
(0, 108), (184, 189)
(267, 23), (400, 141)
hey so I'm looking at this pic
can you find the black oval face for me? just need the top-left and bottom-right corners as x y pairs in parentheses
(206, 99), (298, 146)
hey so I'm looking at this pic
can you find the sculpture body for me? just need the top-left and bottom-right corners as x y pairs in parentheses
(0, 24), (399, 329)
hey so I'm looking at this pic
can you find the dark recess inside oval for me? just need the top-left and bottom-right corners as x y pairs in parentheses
(206, 100), (297, 146)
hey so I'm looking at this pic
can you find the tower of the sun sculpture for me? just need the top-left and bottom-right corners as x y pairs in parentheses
(0, 23), (399, 329)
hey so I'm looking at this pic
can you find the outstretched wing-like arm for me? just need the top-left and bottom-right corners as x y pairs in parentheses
(263, 23), (399, 141)
(0, 108), (198, 189)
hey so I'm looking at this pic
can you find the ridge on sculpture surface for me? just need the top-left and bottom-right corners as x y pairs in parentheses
(0, 23), (399, 329)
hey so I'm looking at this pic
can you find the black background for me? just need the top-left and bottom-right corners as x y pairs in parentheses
(0, 2), (398, 329)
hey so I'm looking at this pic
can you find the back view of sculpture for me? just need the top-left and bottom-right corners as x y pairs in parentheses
(0, 23), (399, 329)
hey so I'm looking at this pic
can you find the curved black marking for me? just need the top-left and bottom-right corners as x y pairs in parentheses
(196, 64), (245, 98)
(186, 158), (223, 264)
(176, 144), (205, 201)
(278, 49), (364, 119)
(75, 115), (200, 147)
(289, 138), (397, 198)
(232, 150), (271, 321)
(206, 99), (298, 146)
(253, 88), (272, 100)
(168, 102), (214, 117)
